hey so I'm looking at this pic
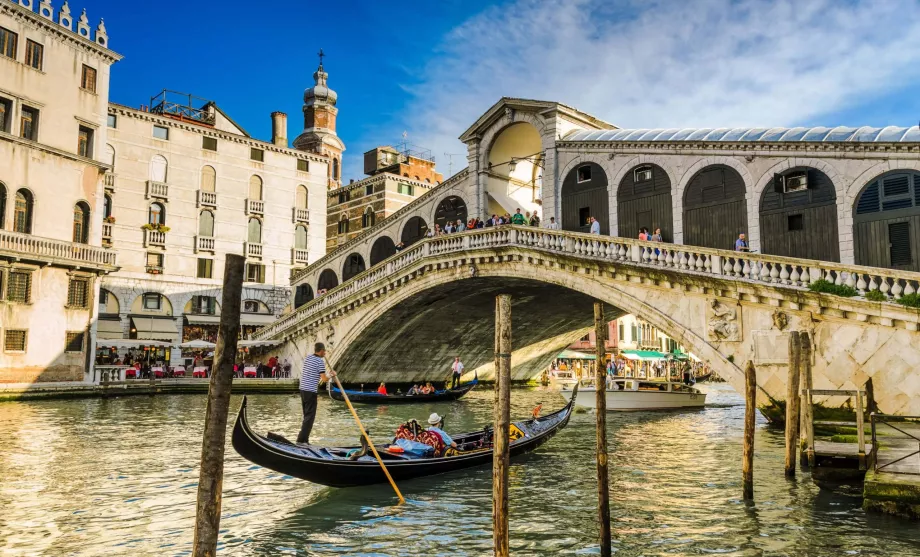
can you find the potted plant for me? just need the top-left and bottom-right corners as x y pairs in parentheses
(104, 216), (116, 224)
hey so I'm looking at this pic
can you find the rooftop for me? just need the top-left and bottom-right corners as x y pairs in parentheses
(564, 126), (920, 143)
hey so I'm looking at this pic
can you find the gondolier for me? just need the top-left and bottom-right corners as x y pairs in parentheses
(450, 356), (464, 389)
(297, 343), (336, 444)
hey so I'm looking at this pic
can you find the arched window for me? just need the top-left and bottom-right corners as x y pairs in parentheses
(249, 175), (263, 200)
(296, 185), (308, 209)
(333, 158), (339, 180)
(362, 206), (376, 228)
(148, 202), (165, 225)
(337, 215), (349, 234)
(72, 202), (90, 243)
(295, 224), (308, 249)
(149, 154), (168, 182)
(103, 194), (112, 219)
(0, 183), (6, 229)
(199, 210), (215, 237)
(104, 144), (115, 168)
(248, 217), (262, 243)
(13, 189), (33, 233)
(200, 165), (216, 192)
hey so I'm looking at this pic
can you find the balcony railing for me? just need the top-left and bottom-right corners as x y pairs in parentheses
(146, 181), (168, 200)
(0, 229), (117, 270)
(197, 190), (218, 208)
(292, 248), (309, 265)
(144, 229), (166, 248)
(245, 242), (263, 258)
(196, 235), (215, 252)
(246, 199), (264, 215)
(293, 207), (310, 224)
(102, 223), (113, 243)
(104, 174), (116, 191)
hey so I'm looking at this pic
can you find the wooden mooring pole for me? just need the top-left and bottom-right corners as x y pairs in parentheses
(784, 331), (801, 478)
(493, 294), (512, 557)
(799, 333), (815, 468)
(594, 302), (611, 557)
(192, 254), (244, 557)
(743, 360), (756, 501)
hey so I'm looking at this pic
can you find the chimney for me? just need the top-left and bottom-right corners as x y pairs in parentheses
(271, 111), (288, 147)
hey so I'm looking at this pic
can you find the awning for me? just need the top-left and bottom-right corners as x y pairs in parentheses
(619, 350), (668, 361)
(96, 319), (124, 339)
(185, 314), (221, 325)
(96, 339), (173, 348)
(239, 339), (281, 348)
(240, 313), (277, 326)
(179, 339), (216, 349)
(130, 316), (178, 341)
(556, 349), (596, 360)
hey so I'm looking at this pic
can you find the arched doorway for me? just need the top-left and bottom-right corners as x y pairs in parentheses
(370, 236), (397, 265)
(561, 162), (608, 234)
(294, 284), (314, 309)
(760, 167), (839, 261)
(342, 253), (366, 281)
(683, 165), (747, 250)
(617, 164), (672, 240)
(317, 269), (338, 292)
(853, 170), (920, 271)
(401, 216), (428, 246)
(435, 196), (468, 230)
(486, 122), (543, 219)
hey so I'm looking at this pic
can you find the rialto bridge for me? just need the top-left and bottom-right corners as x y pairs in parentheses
(255, 98), (920, 415)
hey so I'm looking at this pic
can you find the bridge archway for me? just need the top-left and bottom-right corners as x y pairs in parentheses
(617, 163), (673, 241)
(401, 216), (428, 246)
(485, 122), (543, 218)
(294, 284), (314, 309)
(760, 167), (840, 261)
(369, 236), (397, 266)
(434, 196), (468, 230)
(342, 253), (367, 281)
(683, 165), (748, 250)
(853, 170), (920, 271)
(560, 162), (609, 234)
(317, 269), (338, 292)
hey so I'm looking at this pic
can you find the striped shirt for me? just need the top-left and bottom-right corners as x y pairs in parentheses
(300, 354), (325, 392)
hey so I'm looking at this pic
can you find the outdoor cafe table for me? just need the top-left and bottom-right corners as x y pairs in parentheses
(243, 366), (257, 378)
(152, 367), (165, 378)
(193, 366), (208, 378)
(173, 366), (186, 377)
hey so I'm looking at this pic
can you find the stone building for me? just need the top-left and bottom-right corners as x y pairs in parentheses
(99, 93), (328, 347)
(0, 0), (119, 383)
(293, 55), (344, 190)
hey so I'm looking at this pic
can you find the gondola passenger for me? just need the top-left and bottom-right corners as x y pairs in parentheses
(426, 413), (457, 449)
(407, 384), (420, 396)
(377, 382), (388, 395)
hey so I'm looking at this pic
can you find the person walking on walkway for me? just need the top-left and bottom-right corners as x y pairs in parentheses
(589, 217), (601, 235)
(297, 342), (335, 445)
(450, 356), (464, 389)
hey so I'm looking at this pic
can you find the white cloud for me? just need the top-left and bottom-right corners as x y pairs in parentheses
(392, 0), (920, 174)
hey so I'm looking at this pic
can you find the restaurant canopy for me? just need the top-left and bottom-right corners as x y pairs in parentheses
(619, 350), (668, 361)
(96, 318), (124, 339)
(130, 316), (178, 341)
(96, 339), (172, 348)
(238, 340), (281, 348)
(179, 339), (216, 349)
(556, 349), (596, 360)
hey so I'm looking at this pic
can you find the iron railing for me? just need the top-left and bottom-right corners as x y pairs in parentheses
(871, 413), (920, 475)
(149, 90), (215, 125)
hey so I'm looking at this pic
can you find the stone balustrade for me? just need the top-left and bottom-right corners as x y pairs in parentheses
(104, 174), (116, 191)
(293, 207), (310, 224)
(246, 242), (263, 258)
(259, 226), (920, 342)
(0, 229), (118, 270)
(196, 235), (215, 252)
(292, 248), (309, 265)
(246, 199), (264, 215)
(197, 190), (217, 208)
(102, 222), (113, 242)
(144, 229), (166, 247)
(145, 180), (168, 200)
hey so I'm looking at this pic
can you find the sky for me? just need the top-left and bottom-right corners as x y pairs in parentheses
(79, 0), (920, 181)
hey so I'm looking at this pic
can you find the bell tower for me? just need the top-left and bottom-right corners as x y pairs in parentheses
(294, 49), (345, 189)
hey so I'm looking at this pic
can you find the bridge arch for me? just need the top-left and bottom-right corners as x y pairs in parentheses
(682, 164), (748, 250)
(369, 236), (397, 266)
(560, 161), (609, 234)
(342, 253), (367, 281)
(616, 162), (673, 241)
(759, 166), (840, 262)
(317, 269), (338, 292)
(294, 284), (314, 309)
(401, 216), (428, 246)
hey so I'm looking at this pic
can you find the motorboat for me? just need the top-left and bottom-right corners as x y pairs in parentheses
(560, 378), (706, 411)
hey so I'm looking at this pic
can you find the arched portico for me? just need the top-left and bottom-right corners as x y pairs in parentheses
(617, 163), (673, 241)
(317, 269), (338, 292)
(484, 122), (544, 220)
(369, 236), (397, 266)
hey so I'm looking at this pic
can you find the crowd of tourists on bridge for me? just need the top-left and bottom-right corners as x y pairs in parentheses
(427, 208), (542, 237)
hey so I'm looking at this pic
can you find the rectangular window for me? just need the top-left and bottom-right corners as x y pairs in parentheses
(20, 105), (38, 141)
(0, 26), (17, 59)
(146, 252), (163, 268)
(0, 97), (10, 133)
(152, 125), (169, 140)
(297, 159), (309, 172)
(67, 278), (88, 308)
(398, 184), (414, 195)
(65, 331), (85, 353)
(245, 263), (265, 283)
(630, 324), (637, 342)
(634, 166), (652, 183)
(197, 258), (213, 279)
(250, 147), (264, 162)
(202, 136), (217, 151)
(4, 330), (26, 352)
(619, 323), (624, 342)
(338, 192), (347, 204)
(365, 184), (374, 197)
(787, 214), (804, 232)
(7, 271), (31, 303)
(142, 293), (161, 310)
(80, 65), (97, 93)
(577, 165), (592, 182)
(25, 39), (42, 70)
(889, 222), (912, 266)
(192, 295), (215, 314)
(578, 207), (590, 226)
(77, 126), (93, 158)
(107, 114), (117, 128)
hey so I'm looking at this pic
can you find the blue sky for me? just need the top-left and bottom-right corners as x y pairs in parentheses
(81, 0), (920, 180)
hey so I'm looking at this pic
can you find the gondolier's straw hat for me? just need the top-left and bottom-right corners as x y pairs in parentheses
(427, 413), (443, 425)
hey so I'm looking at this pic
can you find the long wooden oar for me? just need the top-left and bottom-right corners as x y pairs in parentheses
(323, 356), (405, 504)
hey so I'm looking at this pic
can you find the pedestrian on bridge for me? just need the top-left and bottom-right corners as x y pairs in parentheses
(450, 357), (464, 389)
(297, 343), (336, 445)
(735, 233), (749, 252)
(511, 209), (527, 225)
(546, 216), (559, 230)
(589, 217), (600, 235)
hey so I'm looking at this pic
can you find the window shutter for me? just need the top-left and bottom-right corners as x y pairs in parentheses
(889, 222), (912, 266)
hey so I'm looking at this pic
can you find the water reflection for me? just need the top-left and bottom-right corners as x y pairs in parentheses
(0, 385), (919, 556)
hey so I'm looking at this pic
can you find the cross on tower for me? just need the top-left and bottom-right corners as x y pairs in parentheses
(317, 48), (325, 66)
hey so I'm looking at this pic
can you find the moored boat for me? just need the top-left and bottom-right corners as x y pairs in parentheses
(329, 378), (477, 404)
(560, 378), (705, 411)
(232, 384), (577, 487)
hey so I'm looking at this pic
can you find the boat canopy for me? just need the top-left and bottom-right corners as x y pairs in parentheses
(556, 349), (596, 360)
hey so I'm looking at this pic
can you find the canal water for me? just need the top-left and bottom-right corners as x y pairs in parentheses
(1, 384), (918, 556)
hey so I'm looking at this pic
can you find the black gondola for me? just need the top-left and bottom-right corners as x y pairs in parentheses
(329, 378), (478, 404)
(231, 384), (577, 487)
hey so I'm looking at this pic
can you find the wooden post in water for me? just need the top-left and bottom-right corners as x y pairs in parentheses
(864, 377), (878, 414)
(493, 294), (512, 557)
(192, 254), (244, 557)
(743, 360), (756, 501)
(799, 333), (815, 468)
(593, 302), (611, 557)
(784, 331), (801, 478)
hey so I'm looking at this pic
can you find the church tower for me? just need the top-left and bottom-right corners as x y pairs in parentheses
(294, 50), (345, 189)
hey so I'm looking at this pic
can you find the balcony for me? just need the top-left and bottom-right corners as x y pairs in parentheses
(246, 198), (264, 215)
(102, 223), (113, 244)
(292, 248), (309, 265)
(104, 174), (116, 191)
(146, 180), (168, 200)
(0, 229), (117, 271)
(197, 190), (218, 208)
(144, 229), (166, 248)
(196, 235), (215, 253)
(245, 242), (263, 258)
(293, 207), (310, 224)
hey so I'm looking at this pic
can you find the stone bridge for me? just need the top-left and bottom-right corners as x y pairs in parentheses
(258, 226), (920, 415)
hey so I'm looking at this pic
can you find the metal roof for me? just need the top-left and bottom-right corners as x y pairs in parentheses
(563, 126), (920, 143)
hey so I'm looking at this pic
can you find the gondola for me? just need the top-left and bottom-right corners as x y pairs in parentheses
(328, 377), (478, 404)
(231, 384), (577, 487)
(694, 372), (712, 382)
